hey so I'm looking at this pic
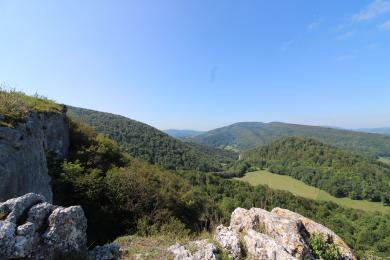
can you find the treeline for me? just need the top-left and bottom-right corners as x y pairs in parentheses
(191, 121), (390, 157)
(67, 106), (237, 172)
(237, 137), (390, 205)
(49, 120), (390, 258)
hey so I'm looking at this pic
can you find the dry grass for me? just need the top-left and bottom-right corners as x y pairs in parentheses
(0, 86), (63, 126)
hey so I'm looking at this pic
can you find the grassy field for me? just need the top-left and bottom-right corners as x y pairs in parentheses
(378, 156), (390, 165)
(237, 170), (390, 213)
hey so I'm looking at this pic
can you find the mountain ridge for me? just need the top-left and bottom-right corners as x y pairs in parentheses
(190, 121), (390, 156)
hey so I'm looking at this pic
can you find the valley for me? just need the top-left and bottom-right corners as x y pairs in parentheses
(238, 170), (390, 213)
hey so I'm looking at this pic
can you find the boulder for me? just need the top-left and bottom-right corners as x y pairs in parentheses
(168, 240), (218, 260)
(0, 193), (118, 259)
(88, 243), (121, 260)
(230, 208), (311, 259)
(271, 207), (355, 260)
(244, 230), (297, 260)
(214, 225), (241, 259)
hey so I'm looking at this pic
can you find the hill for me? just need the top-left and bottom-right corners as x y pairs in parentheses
(235, 137), (390, 205)
(190, 122), (390, 156)
(67, 106), (237, 172)
(356, 127), (390, 134)
(164, 129), (204, 138)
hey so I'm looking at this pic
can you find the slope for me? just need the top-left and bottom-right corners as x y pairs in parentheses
(235, 137), (390, 205)
(191, 122), (390, 156)
(67, 106), (237, 172)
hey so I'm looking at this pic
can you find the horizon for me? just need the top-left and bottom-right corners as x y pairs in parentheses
(1, 0), (390, 130)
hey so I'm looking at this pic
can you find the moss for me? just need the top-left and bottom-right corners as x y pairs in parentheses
(0, 87), (63, 126)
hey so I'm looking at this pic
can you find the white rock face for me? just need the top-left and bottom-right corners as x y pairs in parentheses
(0, 193), (121, 260)
(170, 206), (355, 260)
(271, 207), (355, 260)
(0, 111), (69, 202)
(214, 225), (241, 259)
(168, 240), (218, 260)
(244, 230), (297, 260)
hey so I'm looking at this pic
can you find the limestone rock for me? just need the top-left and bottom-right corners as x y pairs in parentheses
(0, 193), (46, 223)
(0, 193), (90, 259)
(244, 230), (298, 260)
(214, 225), (241, 259)
(230, 207), (311, 259)
(0, 111), (69, 202)
(42, 206), (87, 256)
(271, 207), (355, 260)
(88, 243), (121, 260)
(168, 240), (218, 260)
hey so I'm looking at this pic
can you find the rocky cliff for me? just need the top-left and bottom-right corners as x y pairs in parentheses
(169, 207), (355, 260)
(0, 111), (69, 202)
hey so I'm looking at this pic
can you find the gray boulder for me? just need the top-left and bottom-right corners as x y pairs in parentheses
(168, 240), (218, 260)
(244, 230), (297, 260)
(0, 193), (93, 259)
(214, 225), (241, 259)
(88, 243), (121, 260)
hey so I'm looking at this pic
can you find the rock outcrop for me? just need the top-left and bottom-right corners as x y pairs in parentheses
(0, 193), (120, 260)
(168, 240), (218, 260)
(0, 111), (69, 202)
(169, 207), (355, 260)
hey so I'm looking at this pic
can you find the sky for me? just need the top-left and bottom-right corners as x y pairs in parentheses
(0, 0), (390, 130)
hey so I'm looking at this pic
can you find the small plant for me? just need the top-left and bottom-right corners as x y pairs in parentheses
(309, 233), (341, 260)
(0, 211), (8, 221)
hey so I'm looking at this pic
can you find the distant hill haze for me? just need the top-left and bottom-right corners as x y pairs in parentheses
(190, 122), (390, 157)
(355, 127), (390, 134)
(164, 129), (204, 138)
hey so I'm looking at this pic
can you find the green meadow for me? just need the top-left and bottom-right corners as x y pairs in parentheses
(379, 156), (390, 165)
(237, 170), (390, 213)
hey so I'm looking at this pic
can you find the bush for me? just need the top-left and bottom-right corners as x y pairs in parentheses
(309, 234), (341, 260)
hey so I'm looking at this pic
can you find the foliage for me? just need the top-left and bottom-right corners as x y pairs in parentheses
(0, 86), (63, 126)
(49, 118), (390, 258)
(238, 170), (390, 213)
(309, 234), (341, 260)
(191, 121), (390, 157)
(236, 137), (390, 205)
(67, 106), (237, 172)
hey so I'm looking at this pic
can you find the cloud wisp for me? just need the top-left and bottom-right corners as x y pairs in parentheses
(378, 20), (390, 30)
(336, 30), (356, 40)
(280, 39), (295, 52)
(353, 0), (390, 21)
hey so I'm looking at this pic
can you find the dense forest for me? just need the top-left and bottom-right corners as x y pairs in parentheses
(48, 118), (390, 259)
(191, 121), (390, 156)
(67, 106), (237, 172)
(236, 137), (390, 205)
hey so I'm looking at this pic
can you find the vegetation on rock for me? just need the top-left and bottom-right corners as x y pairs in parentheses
(0, 87), (63, 126)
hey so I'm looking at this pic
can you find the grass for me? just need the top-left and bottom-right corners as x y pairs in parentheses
(237, 170), (390, 213)
(115, 232), (234, 260)
(0, 87), (63, 126)
(115, 235), (176, 259)
(378, 156), (390, 165)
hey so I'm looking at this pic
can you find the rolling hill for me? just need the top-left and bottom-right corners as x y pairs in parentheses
(190, 121), (390, 156)
(164, 129), (204, 138)
(66, 106), (237, 172)
(235, 137), (390, 205)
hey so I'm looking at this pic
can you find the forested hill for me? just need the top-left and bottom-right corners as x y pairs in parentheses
(191, 121), (390, 156)
(67, 106), (237, 171)
(237, 137), (390, 205)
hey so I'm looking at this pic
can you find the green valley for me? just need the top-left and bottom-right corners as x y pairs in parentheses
(237, 170), (390, 213)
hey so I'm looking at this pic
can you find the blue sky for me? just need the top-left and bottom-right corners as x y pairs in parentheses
(1, 0), (390, 130)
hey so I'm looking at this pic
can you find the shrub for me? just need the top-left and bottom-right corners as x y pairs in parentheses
(309, 233), (341, 260)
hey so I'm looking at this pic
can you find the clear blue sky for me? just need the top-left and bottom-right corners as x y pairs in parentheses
(1, 0), (390, 130)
